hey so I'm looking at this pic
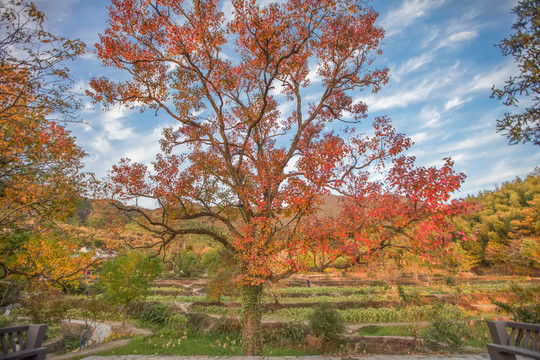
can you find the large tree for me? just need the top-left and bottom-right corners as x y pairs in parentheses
(0, 0), (90, 285)
(89, 0), (468, 354)
(491, 0), (540, 145)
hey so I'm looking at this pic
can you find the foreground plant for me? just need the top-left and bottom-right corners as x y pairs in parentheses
(89, 0), (469, 354)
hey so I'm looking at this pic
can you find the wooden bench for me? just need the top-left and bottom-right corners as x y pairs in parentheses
(0, 325), (47, 360)
(487, 321), (540, 360)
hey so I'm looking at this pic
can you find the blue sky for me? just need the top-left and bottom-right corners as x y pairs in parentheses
(36, 0), (539, 198)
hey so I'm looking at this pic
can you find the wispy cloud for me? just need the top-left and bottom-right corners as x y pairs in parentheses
(391, 53), (434, 82)
(440, 130), (500, 153)
(363, 77), (447, 111)
(410, 131), (428, 144)
(418, 106), (442, 128)
(380, 0), (446, 37)
(436, 30), (478, 49)
(444, 96), (472, 110)
(101, 106), (135, 140)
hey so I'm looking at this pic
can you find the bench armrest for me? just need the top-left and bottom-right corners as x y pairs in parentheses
(23, 325), (46, 350)
(0, 347), (47, 360)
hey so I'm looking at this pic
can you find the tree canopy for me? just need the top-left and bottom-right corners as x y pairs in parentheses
(492, 0), (540, 145)
(453, 168), (540, 273)
(89, 0), (468, 354)
(0, 0), (91, 286)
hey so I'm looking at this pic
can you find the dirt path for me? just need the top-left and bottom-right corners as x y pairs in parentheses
(47, 321), (154, 360)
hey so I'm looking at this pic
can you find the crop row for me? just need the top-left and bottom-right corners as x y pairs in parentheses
(191, 304), (468, 324)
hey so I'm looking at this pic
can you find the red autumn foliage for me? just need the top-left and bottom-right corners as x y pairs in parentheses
(89, 0), (470, 354)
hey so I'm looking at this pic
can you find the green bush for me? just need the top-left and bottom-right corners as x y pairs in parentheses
(443, 275), (457, 286)
(397, 285), (420, 304)
(263, 321), (308, 346)
(138, 302), (172, 326)
(180, 251), (202, 278)
(308, 303), (344, 340)
(421, 318), (469, 349)
(201, 249), (220, 274)
(21, 292), (71, 325)
(211, 317), (242, 336)
(493, 301), (540, 324)
(282, 321), (308, 342)
(186, 312), (215, 333)
(493, 281), (540, 324)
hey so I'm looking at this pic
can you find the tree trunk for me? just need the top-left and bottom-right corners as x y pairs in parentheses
(241, 282), (263, 355)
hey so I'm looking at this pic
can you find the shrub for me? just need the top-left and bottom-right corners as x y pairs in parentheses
(212, 317), (242, 336)
(493, 301), (540, 324)
(138, 302), (172, 326)
(186, 312), (215, 333)
(262, 321), (307, 345)
(493, 281), (540, 323)
(308, 303), (344, 340)
(421, 318), (469, 349)
(370, 280), (390, 288)
(397, 285), (420, 305)
(20, 292), (71, 325)
(443, 275), (457, 286)
(180, 251), (202, 278)
(282, 321), (308, 342)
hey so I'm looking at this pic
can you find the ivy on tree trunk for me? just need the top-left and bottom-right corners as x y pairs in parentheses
(241, 282), (263, 355)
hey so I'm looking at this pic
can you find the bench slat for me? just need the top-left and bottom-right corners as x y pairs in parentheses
(16, 332), (23, 351)
(523, 330), (532, 349)
(488, 343), (540, 360)
(509, 327), (517, 346)
(8, 334), (16, 353)
(1, 335), (8, 355)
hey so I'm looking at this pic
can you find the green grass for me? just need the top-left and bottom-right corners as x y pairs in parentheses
(265, 304), (469, 324)
(462, 321), (492, 348)
(146, 294), (208, 303)
(358, 324), (424, 337)
(96, 330), (319, 356)
(98, 332), (244, 356)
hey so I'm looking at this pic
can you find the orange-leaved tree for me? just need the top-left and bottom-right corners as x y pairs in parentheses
(89, 0), (468, 354)
(0, 0), (92, 287)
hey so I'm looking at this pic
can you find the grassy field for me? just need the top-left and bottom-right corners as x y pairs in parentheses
(88, 275), (539, 356)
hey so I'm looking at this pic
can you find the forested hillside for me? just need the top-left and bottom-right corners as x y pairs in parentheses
(454, 168), (540, 274)
(64, 169), (540, 277)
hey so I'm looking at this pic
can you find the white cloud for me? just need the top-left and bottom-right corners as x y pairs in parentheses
(101, 106), (135, 140)
(391, 53), (434, 82)
(363, 79), (440, 111)
(418, 106), (441, 128)
(448, 30), (478, 43)
(467, 62), (517, 93)
(381, 0), (446, 37)
(441, 130), (500, 153)
(307, 62), (322, 84)
(410, 131), (427, 144)
(436, 30), (478, 49)
(90, 135), (111, 154)
(449, 152), (467, 165)
(220, 0), (235, 23)
(444, 96), (471, 110)
(270, 81), (286, 97)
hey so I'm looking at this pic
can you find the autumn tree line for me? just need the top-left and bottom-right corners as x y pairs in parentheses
(0, 0), (539, 354)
